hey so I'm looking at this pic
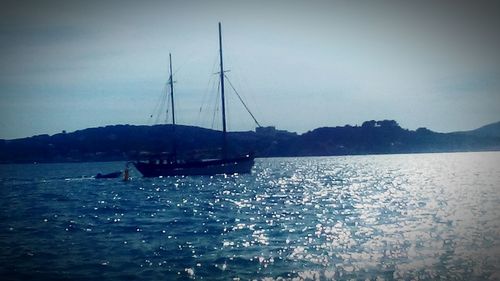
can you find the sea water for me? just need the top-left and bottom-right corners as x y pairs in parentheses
(0, 152), (499, 280)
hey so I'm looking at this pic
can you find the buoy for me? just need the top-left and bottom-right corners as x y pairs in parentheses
(123, 163), (130, 181)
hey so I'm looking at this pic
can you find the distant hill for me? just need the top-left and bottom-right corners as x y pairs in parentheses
(466, 121), (500, 138)
(286, 120), (500, 156)
(0, 120), (499, 163)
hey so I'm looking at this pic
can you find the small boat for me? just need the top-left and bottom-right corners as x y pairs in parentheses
(95, 171), (122, 179)
(134, 23), (255, 177)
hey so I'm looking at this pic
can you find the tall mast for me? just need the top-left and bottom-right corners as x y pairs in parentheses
(169, 53), (177, 158)
(218, 22), (227, 158)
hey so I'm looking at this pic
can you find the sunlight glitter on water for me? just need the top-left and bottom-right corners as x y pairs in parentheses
(0, 152), (499, 280)
(213, 152), (500, 280)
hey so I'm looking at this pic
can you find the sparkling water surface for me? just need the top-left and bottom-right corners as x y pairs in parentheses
(0, 152), (499, 280)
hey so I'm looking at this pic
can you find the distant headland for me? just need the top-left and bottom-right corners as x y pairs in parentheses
(1, 120), (499, 164)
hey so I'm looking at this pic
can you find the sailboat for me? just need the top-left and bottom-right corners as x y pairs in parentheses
(133, 23), (255, 177)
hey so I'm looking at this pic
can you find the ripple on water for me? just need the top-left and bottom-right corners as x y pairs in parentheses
(0, 152), (499, 280)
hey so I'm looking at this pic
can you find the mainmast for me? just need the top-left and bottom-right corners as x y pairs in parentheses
(169, 53), (177, 159)
(218, 22), (227, 158)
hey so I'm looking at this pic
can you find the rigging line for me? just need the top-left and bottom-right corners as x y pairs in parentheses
(235, 65), (262, 121)
(175, 47), (204, 75)
(171, 49), (195, 77)
(211, 81), (220, 130)
(157, 83), (169, 124)
(199, 72), (218, 127)
(149, 84), (167, 125)
(224, 74), (262, 128)
(154, 84), (168, 125)
(197, 72), (215, 122)
(154, 94), (166, 124)
(197, 53), (220, 126)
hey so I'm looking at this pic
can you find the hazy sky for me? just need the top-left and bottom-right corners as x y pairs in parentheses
(1, 0), (500, 139)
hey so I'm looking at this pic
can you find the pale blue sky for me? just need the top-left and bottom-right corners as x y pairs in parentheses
(1, 0), (500, 139)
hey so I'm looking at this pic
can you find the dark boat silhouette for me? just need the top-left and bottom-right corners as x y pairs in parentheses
(95, 171), (122, 179)
(133, 23), (255, 177)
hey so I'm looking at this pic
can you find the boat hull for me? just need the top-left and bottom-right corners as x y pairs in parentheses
(133, 155), (254, 177)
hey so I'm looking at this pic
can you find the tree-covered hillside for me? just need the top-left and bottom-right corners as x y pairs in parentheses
(1, 120), (499, 163)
